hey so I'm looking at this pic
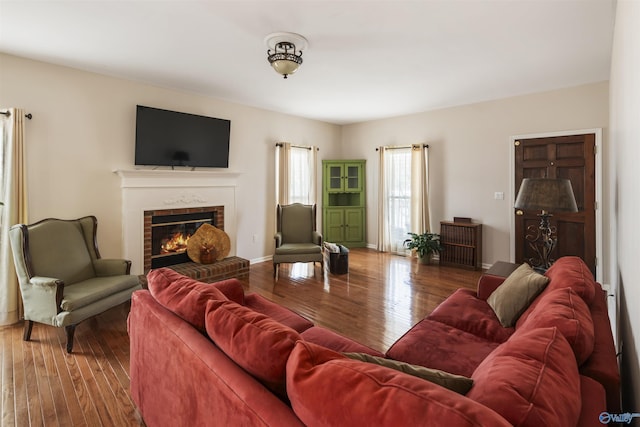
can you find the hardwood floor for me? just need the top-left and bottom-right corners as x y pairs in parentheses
(0, 248), (484, 426)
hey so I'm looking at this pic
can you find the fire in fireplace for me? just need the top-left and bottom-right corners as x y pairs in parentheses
(161, 231), (190, 254)
(145, 208), (224, 270)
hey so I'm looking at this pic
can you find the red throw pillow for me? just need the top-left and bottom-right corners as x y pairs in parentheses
(467, 327), (581, 427)
(286, 341), (511, 427)
(147, 267), (228, 331)
(204, 299), (301, 395)
(517, 287), (595, 365)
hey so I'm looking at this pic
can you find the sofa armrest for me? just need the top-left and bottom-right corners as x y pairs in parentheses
(477, 274), (507, 300)
(274, 232), (282, 248)
(580, 288), (621, 412)
(93, 258), (132, 276)
(576, 375), (608, 427)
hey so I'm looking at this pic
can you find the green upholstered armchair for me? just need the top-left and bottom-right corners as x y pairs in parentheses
(9, 216), (141, 353)
(273, 203), (323, 278)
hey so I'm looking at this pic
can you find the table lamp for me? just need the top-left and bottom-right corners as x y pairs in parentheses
(514, 178), (578, 270)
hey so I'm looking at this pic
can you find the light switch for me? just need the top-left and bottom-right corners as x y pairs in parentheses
(494, 192), (504, 200)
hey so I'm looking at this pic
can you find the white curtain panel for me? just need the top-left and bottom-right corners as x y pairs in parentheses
(276, 142), (317, 206)
(411, 144), (431, 234)
(275, 142), (291, 206)
(0, 108), (28, 325)
(308, 145), (317, 205)
(377, 147), (388, 252)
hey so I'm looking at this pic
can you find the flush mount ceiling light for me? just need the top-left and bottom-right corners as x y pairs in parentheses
(265, 32), (308, 79)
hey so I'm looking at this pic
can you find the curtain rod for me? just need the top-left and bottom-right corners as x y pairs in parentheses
(0, 111), (33, 119)
(275, 143), (319, 151)
(376, 144), (429, 151)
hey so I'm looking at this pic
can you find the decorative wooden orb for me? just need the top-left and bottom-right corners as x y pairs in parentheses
(186, 223), (230, 263)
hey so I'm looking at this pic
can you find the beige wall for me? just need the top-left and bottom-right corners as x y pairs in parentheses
(0, 53), (341, 262)
(610, 0), (640, 412)
(340, 82), (610, 273)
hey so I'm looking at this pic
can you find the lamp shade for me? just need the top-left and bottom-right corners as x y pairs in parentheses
(270, 58), (301, 76)
(514, 178), (578, 212)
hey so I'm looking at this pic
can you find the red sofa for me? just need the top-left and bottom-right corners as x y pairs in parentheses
(128, 257), (619, 426)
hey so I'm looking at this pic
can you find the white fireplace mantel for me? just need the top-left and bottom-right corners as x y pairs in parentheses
(115, 169), (242, 188)
(115, 169), (240, 275)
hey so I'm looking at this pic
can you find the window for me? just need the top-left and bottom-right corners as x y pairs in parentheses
(378, 144), (430, 254)
(276, 143), (317, 205)
(288, 146), (314, 204)
(386, 148), (412, 253)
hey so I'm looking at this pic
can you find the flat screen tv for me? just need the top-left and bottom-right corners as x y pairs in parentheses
(135, 105), (231, 168)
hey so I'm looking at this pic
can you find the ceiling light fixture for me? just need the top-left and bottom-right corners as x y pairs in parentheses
(265, 32), (308, 79)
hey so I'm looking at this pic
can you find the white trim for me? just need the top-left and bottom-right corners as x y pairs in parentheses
(508, 128), (603, 283)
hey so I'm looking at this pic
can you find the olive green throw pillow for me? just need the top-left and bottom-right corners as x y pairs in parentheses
(487, 263), (550, 328)
(343, 352), (474, 395)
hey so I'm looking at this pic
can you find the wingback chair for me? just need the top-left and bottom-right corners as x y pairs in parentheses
(273, 203), (323, 277)
(9, 216), (141, 353)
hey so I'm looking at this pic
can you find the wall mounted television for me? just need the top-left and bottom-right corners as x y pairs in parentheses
(135, 105), (231, 168)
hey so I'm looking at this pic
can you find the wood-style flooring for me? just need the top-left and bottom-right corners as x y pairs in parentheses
(0, 248), (484, 426)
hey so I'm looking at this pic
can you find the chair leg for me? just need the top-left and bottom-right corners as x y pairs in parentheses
(65, 325), (76, 353)
(23, 320), (34, 341)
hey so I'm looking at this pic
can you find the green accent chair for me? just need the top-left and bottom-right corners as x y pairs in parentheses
(9, 216), (141, 353)
(273, 203), (323, 278)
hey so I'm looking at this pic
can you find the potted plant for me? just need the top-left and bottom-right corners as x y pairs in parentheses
(403, 231), (443, 264)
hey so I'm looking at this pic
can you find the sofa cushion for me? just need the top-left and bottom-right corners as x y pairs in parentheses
(148, 267), (245, 303)
(300, 326), (384, 357)
(147, 268), (228, 331)
(385, 319), (500, 377)
(244, 293), (314, 333)
(467, 327), (581, 427)
(517, 256), (598, 332)
(287, 341), (511, 427)
(204, 299), (300, 395)
(427, 288), (514, 343)
(344, 352), (474, 394)
(517, 287), (595, 365)
(487, 263), (549, 327)
(544, 256), (597, 305)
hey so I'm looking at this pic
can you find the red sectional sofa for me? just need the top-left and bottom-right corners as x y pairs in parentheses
(128, 257), (619, 427)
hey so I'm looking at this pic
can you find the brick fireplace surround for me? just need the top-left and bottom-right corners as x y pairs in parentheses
(116, 169), (248, 282)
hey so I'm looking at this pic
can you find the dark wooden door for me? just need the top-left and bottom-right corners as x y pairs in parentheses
(514, 134), (596, 276)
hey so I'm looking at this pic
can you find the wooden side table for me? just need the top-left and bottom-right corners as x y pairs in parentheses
(477, 261), (521, 300)
(484, 261), (520, 279)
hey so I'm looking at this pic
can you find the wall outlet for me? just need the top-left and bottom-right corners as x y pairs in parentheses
(252, 234), (258, 243)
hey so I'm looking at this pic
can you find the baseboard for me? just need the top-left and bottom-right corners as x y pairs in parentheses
(249, 255), (272, 264)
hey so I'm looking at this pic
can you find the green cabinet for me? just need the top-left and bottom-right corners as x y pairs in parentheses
(323, 160), (366, 247)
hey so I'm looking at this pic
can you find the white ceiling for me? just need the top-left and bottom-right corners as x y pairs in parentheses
(0, 0), (615, 125)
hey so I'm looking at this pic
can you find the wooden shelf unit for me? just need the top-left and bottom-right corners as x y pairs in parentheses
(439, 221), (482, 270)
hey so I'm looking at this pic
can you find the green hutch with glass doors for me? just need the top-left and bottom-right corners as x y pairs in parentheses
(322, 160), (366, 247)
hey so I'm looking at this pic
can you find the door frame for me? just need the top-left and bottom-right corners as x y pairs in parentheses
(508, 128), (603, 282)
